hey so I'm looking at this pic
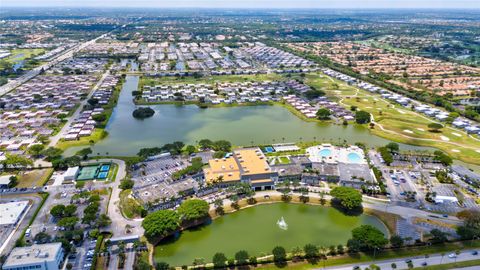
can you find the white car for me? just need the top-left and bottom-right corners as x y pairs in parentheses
(448, 253), (457, 258)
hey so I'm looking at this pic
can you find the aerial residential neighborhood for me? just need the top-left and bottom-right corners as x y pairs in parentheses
(1, 2), (480, 270)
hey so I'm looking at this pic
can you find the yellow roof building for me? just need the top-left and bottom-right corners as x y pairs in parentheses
(203, 156), (241, 183)
(204, 148), (278, 186)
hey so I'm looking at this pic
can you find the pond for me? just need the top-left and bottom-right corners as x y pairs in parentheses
(154, 203), (388, 266)
(65, 74), (435, 156)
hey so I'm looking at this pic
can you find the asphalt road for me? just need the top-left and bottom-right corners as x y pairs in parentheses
(0, 33), (108, 97)
(321, 249), (479, 270)
(102, 158), (144, 238)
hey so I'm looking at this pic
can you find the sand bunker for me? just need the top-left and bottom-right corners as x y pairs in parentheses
(440, 136), (450, 141)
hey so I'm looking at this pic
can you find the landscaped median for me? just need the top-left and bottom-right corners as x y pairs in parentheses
(119, 189), (145, 219)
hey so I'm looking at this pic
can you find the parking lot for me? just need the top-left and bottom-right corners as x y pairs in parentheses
(131, 155), (188, 187)
(131, 155), (201, 204)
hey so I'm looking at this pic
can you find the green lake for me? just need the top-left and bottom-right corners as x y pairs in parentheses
(154, 203), (388, 266)
(65, 75), (434, 156)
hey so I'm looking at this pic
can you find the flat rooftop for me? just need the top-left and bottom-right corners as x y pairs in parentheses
(204, 156), (241, 183)
(0, 201), (29, 226)
(234, 148), (271, 175)
(3, 242), (62, 267)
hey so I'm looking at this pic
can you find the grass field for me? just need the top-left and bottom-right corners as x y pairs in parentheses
(3, 49), (45, 64)
(278, 156), (291, 164)
(56, 129), (108, 151)
(16, 168), (54, 188)
(119, 189), (144, 219)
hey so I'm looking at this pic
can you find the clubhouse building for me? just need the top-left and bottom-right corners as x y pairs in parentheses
(203, 147), (279, 190)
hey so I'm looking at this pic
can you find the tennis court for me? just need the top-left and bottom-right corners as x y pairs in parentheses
(100, 165), (110, 172)
(97, 171), (109, 179)
(77, 166), (98, 180)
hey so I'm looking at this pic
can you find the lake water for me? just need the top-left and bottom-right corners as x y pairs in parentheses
(154, 203), (388, 266)
(65, 75), (435, 156)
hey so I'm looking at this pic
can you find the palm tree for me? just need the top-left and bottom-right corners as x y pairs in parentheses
(440, 252), (445, 265)
(118, 241), (126, 253)
(291, 246), (302, 261)
(319, 192), (326, 205)
(454, 250), (460, 264)
(319, 246), (327, 269)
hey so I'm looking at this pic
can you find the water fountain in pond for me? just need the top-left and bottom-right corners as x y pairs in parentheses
(277, 216), (288, 230)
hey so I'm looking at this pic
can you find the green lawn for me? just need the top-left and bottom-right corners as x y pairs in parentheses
(119, 189), (144, 219)
(56, 129), (108, 151)
(16, 168), (53, 188)
(278, 156), (291, 164)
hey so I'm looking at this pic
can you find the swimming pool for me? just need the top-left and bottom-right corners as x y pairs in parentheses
(100, 165), (110, 172)
(264, 146), (275, 153)
(347, 152), (362, 163)
(97, 171), (108, 179)
(319, 148), (332, 157)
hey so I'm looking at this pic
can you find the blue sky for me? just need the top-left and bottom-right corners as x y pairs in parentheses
(2, 0), (480, 8)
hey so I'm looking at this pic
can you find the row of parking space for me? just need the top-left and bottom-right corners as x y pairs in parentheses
(426, 202), (460, 214)
(72, 238), (97, 270)
(396, 219), (421, 242)
(132, 157), (188, 187)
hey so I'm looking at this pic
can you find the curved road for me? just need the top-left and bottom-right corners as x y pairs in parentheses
(94, 158), (144, 237)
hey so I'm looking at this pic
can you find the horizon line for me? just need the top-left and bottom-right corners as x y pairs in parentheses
(2, 6), (480, 10)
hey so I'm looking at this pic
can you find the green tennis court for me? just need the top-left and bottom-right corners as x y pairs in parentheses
(77, 166), (98, 180)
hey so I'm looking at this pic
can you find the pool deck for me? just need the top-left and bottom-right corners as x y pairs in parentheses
(306, 144), (367, 164)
